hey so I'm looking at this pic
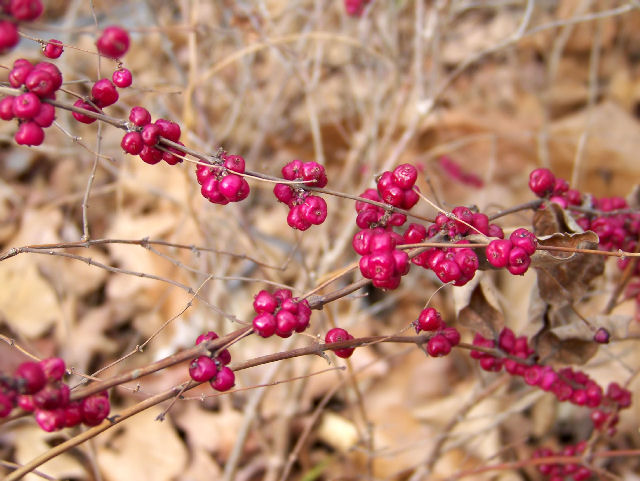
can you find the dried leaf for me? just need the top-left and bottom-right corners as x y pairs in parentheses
(530, 231), (599, 268)
(535, 329), (597, 365)
(456, 274), (504, 337)
(551, 314), (631, 342)
(532, 203), (585, 237)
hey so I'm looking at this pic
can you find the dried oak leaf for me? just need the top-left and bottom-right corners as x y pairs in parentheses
(532, 207), (603, 306)
(535, 328), (597, 365)
(551, 314), (631, 342)
(455, 273), (504, 337)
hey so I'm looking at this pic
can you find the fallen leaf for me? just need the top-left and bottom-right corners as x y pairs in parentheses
(456, 273), (504, 338)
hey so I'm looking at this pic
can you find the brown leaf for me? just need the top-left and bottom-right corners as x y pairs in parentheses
(551, 314), (631, 342)
(535, 329), (597, 365)
(532, 203), (585, 237)
(530, 231), (599, 268)
(456, 274), (504, 337)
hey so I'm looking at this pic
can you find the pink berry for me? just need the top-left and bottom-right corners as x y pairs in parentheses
(35, 408), (65, 432)
(0, 393), (12, 417)
(139, 145), (163, 165)
(325, 327), (355, 358)
(301, 195), (327, 225)
(507, 246), (531, 276)
(128, 106), (151, 126)
(0, 96), (15, 120)
(34, 62), (63, 91)
(380, 185), (404, 208)
(210, 366), (235, 392)
(15, 361), (46, 394)
(416, 307), (442, 332)
(509, 228), (537, 255)
(454, 248), (478, 278)
(427, 334), (452, 357)
(549, 196), (568, 209)
(392, 163), (418, 189)
(471, 213), (490, 235)
(216, 349), (231, 366)
(441, 327), (461, 346)
(553, 178), (569, 196)
(223, 154), (245, 174)
(91, 78), (119, 108)
(529, 168), (556, 197)
(64, 402), (83, 427)
(282, 159), (303, 180)
(275, 309), (297, 338)
(403, 223), (427, 244)
(434, 258), (461, 283)
(17, 394), (35, 411)
(189, 356), (218, 382)
(392, 249), (410, 275)
(485, 239), (512, 268)
(141, 123), (161, 146)
(13, 92), (41, 119)
(81, 393), (110, 426)
(253, 312), (277, 337)
(524, 365), (543, 385)
(301, 161), (327, 187)
(219, 174), (250, 202)
(273, 288), (292, 303)
(96, 25), (130, 58)
(253, 290), (278, 314)
(274, 184), (294, 205)
(370, 232), (395, 253)
(39, 357), (65, 381)
(121, 131), (143, 155)
(487, 224), (504, 239)
(112, 68), (132, 88)
(43, 39), (63, 58)
(593, 327), (610, 344)
(25, 69), (56, 97)
(366, 250), (395, 281)
(195, 330), (218, 345)
(9, 61), (33, 87)
(287, 204), (312, 231)
(155, 118), (181, 142)
(0, 21), (19, 53)
(33, 102), (55, 127)
(402, 189), (420, 210)
(15, 121), (44, 146)
(72, 99), (97, 124)
(10, 0), (43, 20)
(452, 206), (474, 235)
(33, 384), (66, 410)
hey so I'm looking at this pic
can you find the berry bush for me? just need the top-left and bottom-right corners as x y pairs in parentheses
(0, 2), (639, 480)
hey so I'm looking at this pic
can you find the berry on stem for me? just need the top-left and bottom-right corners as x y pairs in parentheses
(96, 25), (130, 58)
(43, 39), (63, 59)
(112, 68), (133, 88)
(325, 327), (355, 358)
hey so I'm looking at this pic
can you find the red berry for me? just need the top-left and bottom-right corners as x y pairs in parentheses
(454, 248), (478, 278)
(141, 123), (161, 146)
(210, 366), (235, 392)
(81, 393), (110, 426)
(402, 189), (420, 209)
(91, 78), (119, 108)
(121, 131), (143, 155)
(282, 159), (303, 180)
(155, 118), (181, 142)
(64, 402), (83, 427)
(441, 327), (461, 346)
(392, 163), (418, 190)
(509, 228), (537, 256)
(15, 361), (46, 394)
(253, 312), (277, 337)
(219, 174), (250, 202)
(507, 246), (531, 276)
(195, 331), (218, 345)
(96, 25), (130, 58)
(380, 185), (404, 207)
(486, 239), (512, 268)
(25, 69), (56, 97)
(253, 290), (278, 314)
(301, 161), (327, 187)
(0, 20), (19, 53)
(301, 195), (327, 225)
(487, 224), (504, 239)
(128, 106), (151, 126)
(34, 62), (63, 91)
(0, 96), (15, 120)
(416, 307), (442, 332)
(274, 183), (294, 205)
(325, 327), (355, 358)
(287, 204), (312, 231)
(112, 68), (132, 88)
(9, 61), (33, 87)
(35, 408), (65, 432)
(33, 384), (66, 410)
(427, 334), (452, 357)
(452, 206), (474, 235)
(43, 39), (63, 59)
(13, 92), (41, 119)
(434, 258), (461, 283)
(15, 121), (44, 146)
(529, 168), (556, 197)
(33, 102), (55, 127)
(72, 99), (97, 124)
(275, 309), (297, 338)
(471, 213), (490, 235)
(223, 154), (245, 174)
(10, 0), (43, 21)
(593, 327), (610, 344)
(189, 356), (218, 382)
(139, 145), (163, 165)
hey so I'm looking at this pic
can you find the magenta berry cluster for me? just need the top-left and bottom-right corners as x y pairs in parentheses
(377, 164), (420, 211)
(414, 307), (461, 357)
(195, 154), (251, 204)
(0, 357), (111, 432)
(354, 228), (409, 290)
(532, 442), (592, 481)
(251, 288), (312, 338)
(355, 188), (407, 229)
(1, 58), (63, 146)
(324, 327), (355, 358)
(485, 227), (537, 275)
(273, 159), (328, 230)
(96, 25), (130, 59)
(188, 331), (235, 392)
(0, 0), (44, 54)
(471, 328), (631, 433)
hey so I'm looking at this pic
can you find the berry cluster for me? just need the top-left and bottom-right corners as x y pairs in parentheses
(188, 331), (235, 392)
(354, 228), (409, 290)
(414, 307), (461, 357)
(344, 0), (371, 16)
(1, 358), (111, 432)
(324, 327), (355, 358)
(0, 0), (43, 54)
(355, 188), (407, 229)
(196, 154), (250, 204)
(251, 288), (312, 338)
(471, 328), (631, 432)
(532, 442), (592, 481)
(120, 107), (184, 165)
(273, 159), (328, 230)
(1, 59), (62, 145)
(485, 228), (537, 275)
